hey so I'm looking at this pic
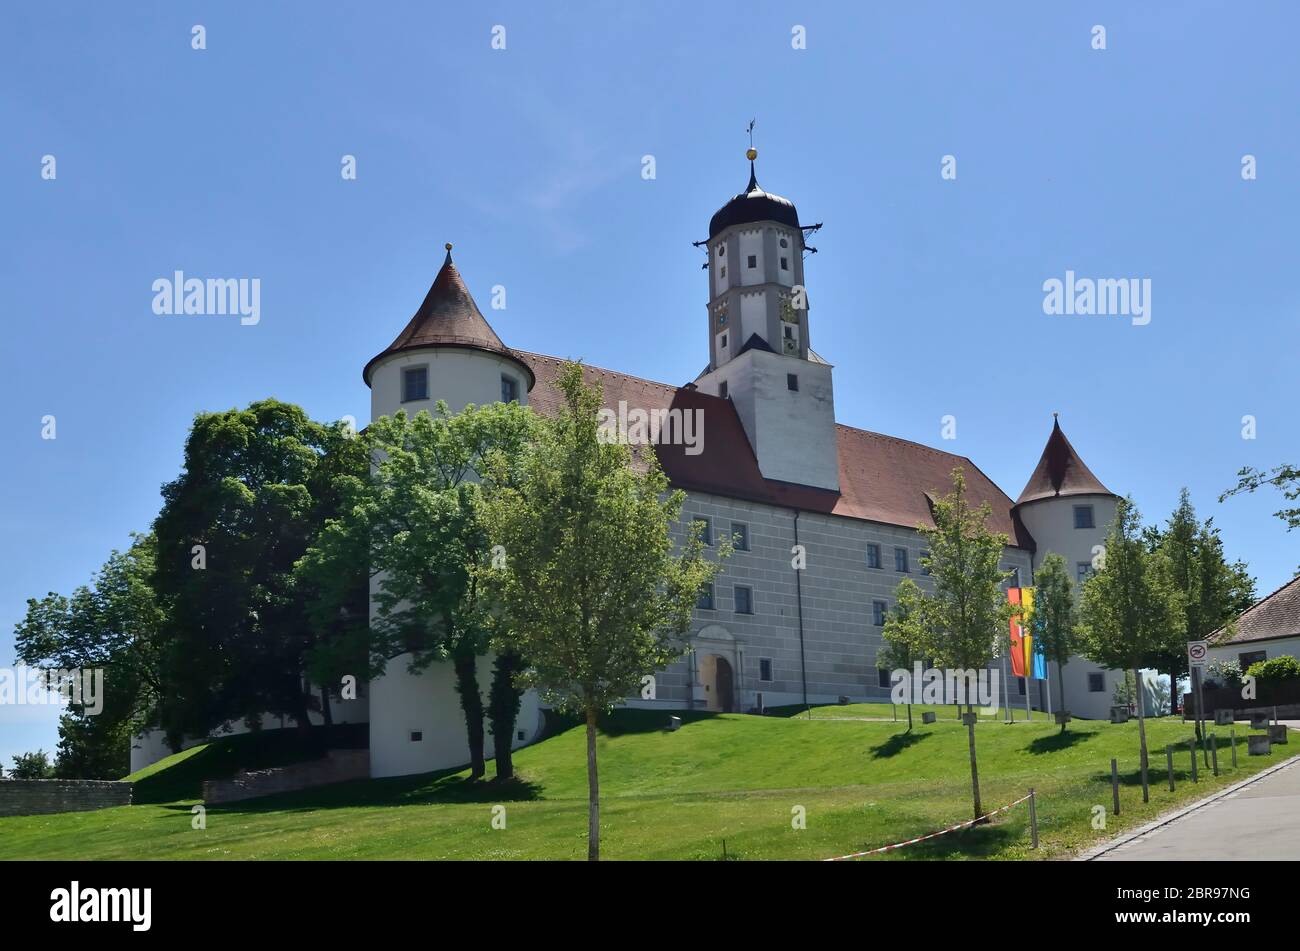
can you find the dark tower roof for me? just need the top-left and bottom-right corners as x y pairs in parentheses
(1015, 417), (1114, 506)
(708, 157), (800, 238)
(363, 245), (534, 389)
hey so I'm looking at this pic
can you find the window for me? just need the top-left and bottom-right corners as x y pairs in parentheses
(779, 237), (788, 248)
(1239, 650), (1267, 669)
(402, 366), (429, 402)
(730, 522), (749, 551)
(866, 543), (881, 569)
(500, 375), (518, 403)
(1077, 562), (1092, 583)
(780, 256), (789, 271)
(759, 658), (773, 682)
(786, 373), (798, 391)
(1074, 505), (1095, 529)
(746, 254), (757, 269)
(692, 517), (711, 546)
(895, 547), (909, 572)
(878, 668), (893, 688)
(734, 585), (753, 615)
(718, 381), (728, 399)
(697, 583), (714, 611)
(720, 266), (726, 279)
(717, 245), (725, 258)
(1087, 672), (1105, 693)
(720, 333), (728, 349)
(410, 731), (423, 742)
(872, 600), (887, 627)
(920, 551), (931, 576)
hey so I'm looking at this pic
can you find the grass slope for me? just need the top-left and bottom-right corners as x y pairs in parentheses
(1, 710), (1292, 860)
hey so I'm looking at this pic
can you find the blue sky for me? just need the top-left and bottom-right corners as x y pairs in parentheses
(3, 1), (1298, 767)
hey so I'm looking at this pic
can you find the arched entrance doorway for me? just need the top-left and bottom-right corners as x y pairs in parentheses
(715, 656), (736, 713)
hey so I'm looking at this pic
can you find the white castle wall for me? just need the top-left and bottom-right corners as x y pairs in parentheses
(1018, 492), (1123, 719)
(367, 345), (544, 779)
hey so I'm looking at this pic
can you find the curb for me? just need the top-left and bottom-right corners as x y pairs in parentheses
(1076, 748), (1300, 861)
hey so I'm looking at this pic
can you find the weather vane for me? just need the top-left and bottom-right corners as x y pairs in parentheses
(746, 118), (757, 160)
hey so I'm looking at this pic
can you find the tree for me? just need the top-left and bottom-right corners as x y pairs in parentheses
(10, 750), (54, 780)
(1079, 497), (1186, 799)
(877, 611), (917, 731)
(301, 400), (538, 781)
(1147, 489), (1255, 713)
(1032, 553), (1076, 732)
(885, 469), (1016, 822)
(14, 535), (165, 778)
(152, 400), (367, 749)
(480, 362), (720, 859)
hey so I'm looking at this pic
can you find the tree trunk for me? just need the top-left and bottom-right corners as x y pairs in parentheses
(1057, 660), (1067, 733)
(319, 686), (334, 728)
(488, 650), (524, 781)
(452, 651), (486, 780)
(585, 705), (600, 862)
(907, 703), (913, 732)
(966, 704), (983, 823)
(1133, 666), (1150, 800)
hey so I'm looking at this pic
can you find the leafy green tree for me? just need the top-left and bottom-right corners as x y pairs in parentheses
(1032, 553), (1076, 732)
(301, 401), (537, 780)
(14, 535), (165, 778)
(480, 362), (720, 860)
(885, 469), (1016, 821)
(10, 750), (54, 779)
(1079, 497), (1186, 797)
(1147, 489), (1255, 711)
(152, 400), (367, 748)
(877, 612), (917, 731)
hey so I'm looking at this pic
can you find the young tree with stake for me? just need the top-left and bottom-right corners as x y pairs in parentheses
(480, 362), (721, 860)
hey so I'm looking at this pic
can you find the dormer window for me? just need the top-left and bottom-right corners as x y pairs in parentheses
(402, 366), (429, 403)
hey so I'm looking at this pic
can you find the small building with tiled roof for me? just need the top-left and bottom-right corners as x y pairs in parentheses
(1206, 575), (1300, 671)
(359, 152), (1127, 779)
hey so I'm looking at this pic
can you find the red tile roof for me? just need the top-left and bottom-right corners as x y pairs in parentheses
(517, 351), (1034, 549)
(1015, 417), (1113, 506)
(1209, 574), (1300, 646)
(363, 249), (534, 387)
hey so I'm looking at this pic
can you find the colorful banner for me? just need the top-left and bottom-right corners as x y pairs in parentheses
(1008, 587), (1046, 681)
(1007, 588), (1027, 678)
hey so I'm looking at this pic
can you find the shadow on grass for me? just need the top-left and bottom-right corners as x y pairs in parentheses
(868, 730), (931, 759)
(1025, 730), (1097, 755)
(841, 818), (1021, 860)
(168, 770), (546, 817)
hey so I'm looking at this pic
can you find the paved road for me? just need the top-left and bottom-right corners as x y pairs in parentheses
(1095, 740), (1300, 861)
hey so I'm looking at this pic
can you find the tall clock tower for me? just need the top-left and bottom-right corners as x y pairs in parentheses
(696, 150), (840, 492)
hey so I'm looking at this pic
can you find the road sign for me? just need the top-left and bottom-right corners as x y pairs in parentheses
(1187, 640), (1209, 668)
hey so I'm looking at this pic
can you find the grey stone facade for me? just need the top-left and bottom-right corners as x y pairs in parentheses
(637, 490), (1034, 712)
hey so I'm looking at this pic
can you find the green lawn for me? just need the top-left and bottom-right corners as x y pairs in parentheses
(1, 709), (1292, 860)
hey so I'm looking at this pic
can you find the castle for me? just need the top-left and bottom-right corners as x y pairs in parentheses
(130, 152), (1128, 778)
(360, 151), (1125, 778)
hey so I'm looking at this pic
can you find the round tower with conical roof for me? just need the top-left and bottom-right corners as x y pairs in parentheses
(1014, 416), (1122, 719)
(363, 246), (542, 778)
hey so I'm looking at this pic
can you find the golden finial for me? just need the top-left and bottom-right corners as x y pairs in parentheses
(746, 147), (758, 161)
(445, 242), (453, 251)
